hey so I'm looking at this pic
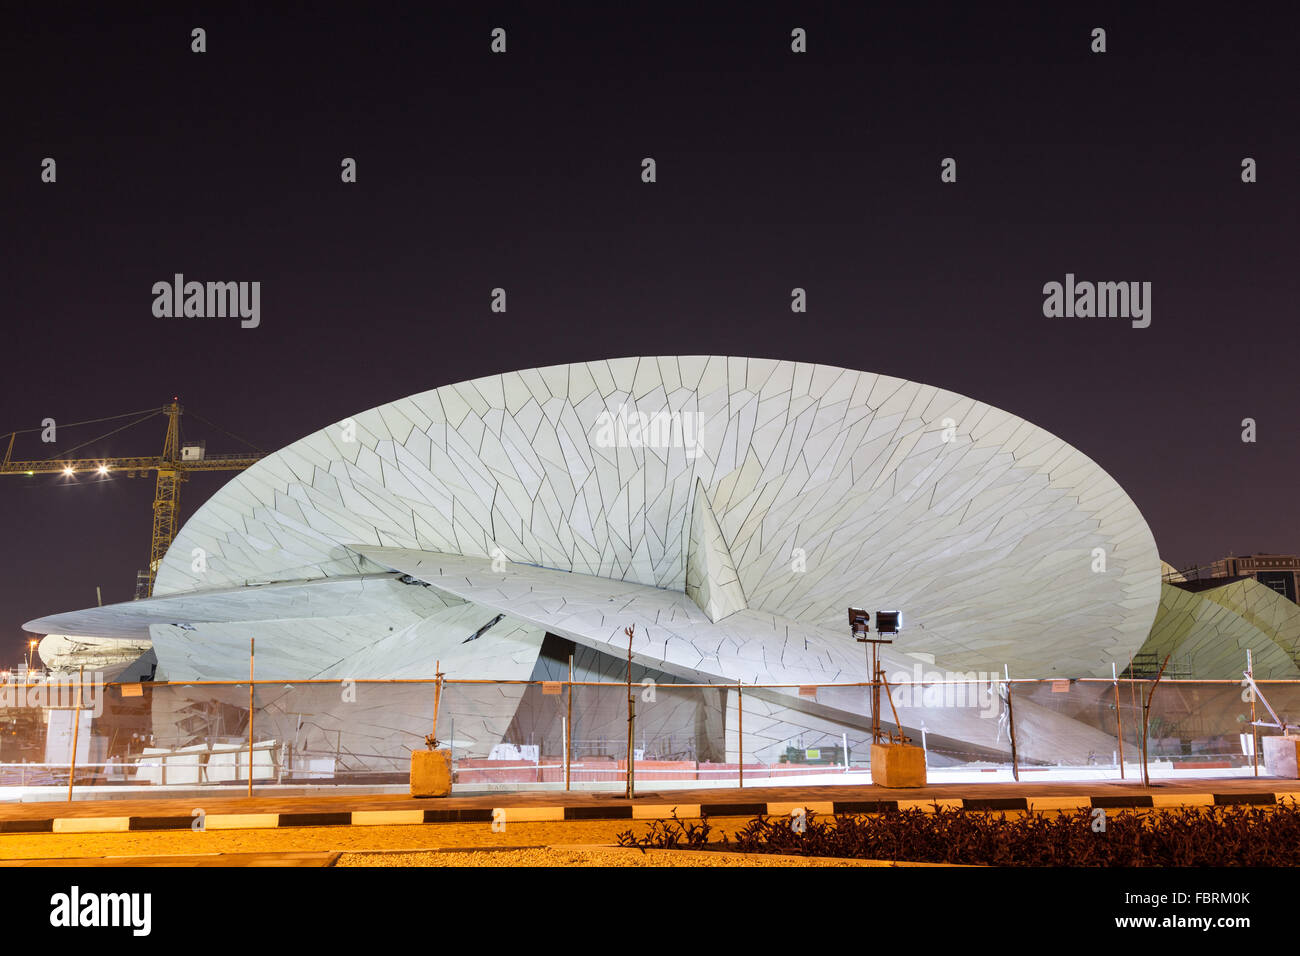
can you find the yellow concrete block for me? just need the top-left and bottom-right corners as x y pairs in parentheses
(351, 810), (425, 826)
(870, 743), (927, 788)
(633, 803), (700, 819)
(498, 806), (565, 823)
(766, 801), (835, 817)
(1026, 796), (1092, 811)
(1152, 793), (1214, 807)
(410, 749), (453, 797)
(53, 817), (130, 833)
(205, 813), (280, 830)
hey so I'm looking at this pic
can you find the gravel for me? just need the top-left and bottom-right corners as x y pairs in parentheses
(335, 846), (885, 866)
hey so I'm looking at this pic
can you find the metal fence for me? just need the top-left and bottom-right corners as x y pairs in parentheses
(0, 669), (1292, 800)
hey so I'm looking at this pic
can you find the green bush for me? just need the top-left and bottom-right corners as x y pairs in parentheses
(617, 803), (1300, 866)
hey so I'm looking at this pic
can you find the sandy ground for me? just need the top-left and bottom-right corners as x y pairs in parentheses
(0, 805), (1244, 865)
(0, 806), (1222, 863)
(335, 846), (893, 867)
(0, 818), (755, 861)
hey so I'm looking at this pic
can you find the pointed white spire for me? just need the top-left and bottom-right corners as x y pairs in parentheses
(685, 478), (747, 622)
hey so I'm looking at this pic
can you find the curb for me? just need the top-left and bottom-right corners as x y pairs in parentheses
(7, 790), (1298, 834)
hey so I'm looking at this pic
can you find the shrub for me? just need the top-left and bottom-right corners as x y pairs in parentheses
(617, 803), (1300, 866)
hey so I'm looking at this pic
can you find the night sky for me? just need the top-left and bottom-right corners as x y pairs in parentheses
(3, 3), (1297, 663)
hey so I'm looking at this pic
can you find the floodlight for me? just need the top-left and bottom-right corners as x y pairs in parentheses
(848, 607), (870, 636)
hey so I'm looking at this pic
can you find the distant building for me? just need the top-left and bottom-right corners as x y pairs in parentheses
(1145, 555), (1300, 679)
(1209, 554), (1299, 603)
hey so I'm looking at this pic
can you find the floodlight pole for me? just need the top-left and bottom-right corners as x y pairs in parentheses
(856, 634), (893, 744)
(871, 640), (882, 743)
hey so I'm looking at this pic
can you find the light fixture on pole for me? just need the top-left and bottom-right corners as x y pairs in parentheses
(851, 607), (926, 787)
(849, 607), (906, 745)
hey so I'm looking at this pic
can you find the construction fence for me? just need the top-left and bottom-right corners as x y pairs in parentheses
(0, 672), (1293, 799)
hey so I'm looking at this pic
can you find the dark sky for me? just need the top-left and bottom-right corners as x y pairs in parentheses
(3, 2), (1297, 662)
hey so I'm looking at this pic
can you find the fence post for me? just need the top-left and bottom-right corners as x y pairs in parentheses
(1140, 655), (1170, 788)
(566, 653), (573, 791)
(247, 638), (255, 797)
(67, 666), (84, 802)
(1112, 662), (1125, 780)
(430, 659), (443, 744)
(1003, 665), (1019, 782)
(1247, 649), (1259, 777)
(737, 683), (743, 788)
(624, 626), (635, 799)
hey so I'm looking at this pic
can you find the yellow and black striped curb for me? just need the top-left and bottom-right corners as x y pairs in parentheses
(3, 791), (1297, 834)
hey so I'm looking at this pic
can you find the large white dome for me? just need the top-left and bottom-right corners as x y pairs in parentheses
(142, 356), (1159, 678)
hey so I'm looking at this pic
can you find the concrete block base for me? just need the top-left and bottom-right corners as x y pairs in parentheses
(870, 743), (927, 788)
(1262, 735), (1300, 779)
(410, 749), (453, 797)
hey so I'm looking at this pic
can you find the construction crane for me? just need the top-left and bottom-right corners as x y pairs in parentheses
(1, 400), (263, 599)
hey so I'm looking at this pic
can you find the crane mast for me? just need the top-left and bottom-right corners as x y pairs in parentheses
(1, 401), (262, 598)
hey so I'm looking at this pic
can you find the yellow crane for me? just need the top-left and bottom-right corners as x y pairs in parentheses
(1, 401), (262, 598)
